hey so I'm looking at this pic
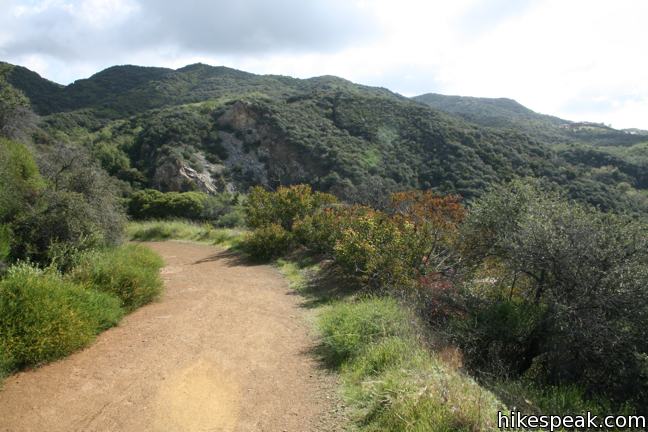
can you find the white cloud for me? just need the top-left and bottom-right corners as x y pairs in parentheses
(1, 0), (647, 129)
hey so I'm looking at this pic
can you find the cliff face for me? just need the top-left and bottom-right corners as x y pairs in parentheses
(215, 100), (328, 189)
(139, 100), (326, 195)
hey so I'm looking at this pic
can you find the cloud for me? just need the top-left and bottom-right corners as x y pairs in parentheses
(0, 0), (378, 68)
(131, 0), (378, 54)
(0, 0), (646, 129)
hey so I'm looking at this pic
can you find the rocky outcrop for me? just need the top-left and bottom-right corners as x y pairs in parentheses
(152, 151), (228, 193)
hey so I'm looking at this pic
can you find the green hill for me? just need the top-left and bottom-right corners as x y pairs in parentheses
(413, 92), (645, 147)
(2, 61), (647, 213)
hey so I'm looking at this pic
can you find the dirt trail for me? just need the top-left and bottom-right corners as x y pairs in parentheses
(0, 242), (341, 432)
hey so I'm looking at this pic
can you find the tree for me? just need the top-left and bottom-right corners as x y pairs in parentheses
(10, 143), (125, 267)
(0, 68), (34, 139)
(457, 179), (648, 402)
(0, 138), (43, 267)
(0, 138), (43, 221)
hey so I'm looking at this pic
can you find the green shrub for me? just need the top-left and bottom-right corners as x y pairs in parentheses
(214, 207), (245, 228)
(457, 179), (648, 403)
(0, 344), (11, 380)
(128, 190), (245, 224)
(0, 264), (122, 370)
(332, 211), (424, 292)
(202, 193), (245, 227)
(242, 223), (293, 261)
(318, 297), (412, 365)
(6, 143), (125, 267)
(245, 184), (337, 230)
(128, 189), (207, 220)
(292, 206), (367, 255)
(0, 138), (42, 221)
(0, 224), (10, 263)
(71, 244), (164, 312)
(293, 210), (339, 254)
(491, 380), (634, 421)
(449, 297), (547, 376)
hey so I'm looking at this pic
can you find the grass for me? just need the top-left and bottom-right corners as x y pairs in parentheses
(275, 257), (319, 292)
(0, 264), (123, 374)
(70, 244), (164, 312)
(277, 255), (508, 431)
(318, 297), (506, 431)
(127, 220), (246, 249)
(489, 379), (635, 420)
(0, 243), (165, 384)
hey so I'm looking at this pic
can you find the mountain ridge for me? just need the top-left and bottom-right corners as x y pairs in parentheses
(2, 60), (647, 214)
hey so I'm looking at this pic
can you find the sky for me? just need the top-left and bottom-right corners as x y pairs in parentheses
(1, 0), (647, 129)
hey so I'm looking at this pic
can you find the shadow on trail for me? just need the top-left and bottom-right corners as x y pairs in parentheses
(292, 263), (358, 310)
(192, 248), (258, 267)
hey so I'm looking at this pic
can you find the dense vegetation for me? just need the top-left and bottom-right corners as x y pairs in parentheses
(414, 93), (648, 147)
(3, 60), (648, 429)
(2, 61), (647, 215)
(0, 111), (163, 380)
(240, 184), (647, 429)
(127, 189), (244, 226)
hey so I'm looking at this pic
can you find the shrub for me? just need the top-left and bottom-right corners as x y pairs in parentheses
(214, 206), (245, 228)
(389, 190), (465, 275)
(128, 189), (207, 220)
(0, 343), (12, 380)
(456, 179), (648, 403)
(202, 193), (245, 227)
(332, 212), (425, 292)
(71, 244), (164, 312)
(37, 144), (125, 246)
(0, 138), (43, 222)
(245, 184), (337, 230)
(10, 189), (108, 266)
(448, 297), (547, 377)
(6, 143), (125, 267)
(293, 205), (370, 255)
(0, 224), (10, 264)
(293, 210), (340, 254)
(492, 380), (632, 418)
(0, 264), (123, 371)
(242, 223), (293, 261)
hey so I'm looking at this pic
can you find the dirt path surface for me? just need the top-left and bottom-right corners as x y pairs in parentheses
(0, 242), (342, 432)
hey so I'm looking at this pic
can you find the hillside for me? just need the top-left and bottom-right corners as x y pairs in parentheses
(2, 61), (647, 213)
(413, 92), (646, 147)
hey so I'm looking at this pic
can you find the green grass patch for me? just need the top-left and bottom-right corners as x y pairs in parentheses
(276, 260), (507, 430)
(319, 297), (414, 365)
(275, 257), (319, 292)
(71, 244), (164, 312)
(127, 220), (246, 248)
(0, 264), (123, 372)
(318, 298), (506, 431)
